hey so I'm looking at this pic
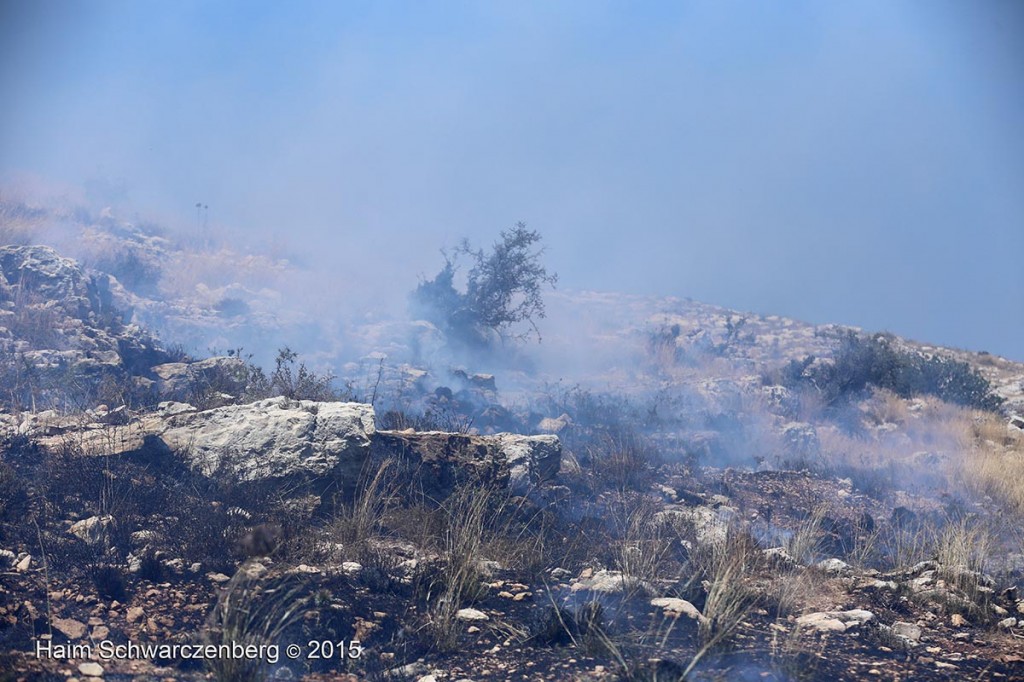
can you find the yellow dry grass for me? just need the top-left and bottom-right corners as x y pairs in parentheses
(958, 413), (1024, 516)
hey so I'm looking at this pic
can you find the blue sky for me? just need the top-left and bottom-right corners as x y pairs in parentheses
(1, 1), (1021, 358)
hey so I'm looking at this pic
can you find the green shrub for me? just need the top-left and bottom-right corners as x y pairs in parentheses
(770, 332), (1002, 411)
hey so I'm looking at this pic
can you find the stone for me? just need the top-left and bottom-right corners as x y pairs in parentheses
(891, 621), (922, 644)
(650, 598), (705, 622)
(455, 608), (489, 622)
(52, 617), (88, 639)
(781, 421), (820, 460)
(763, 547), (796, 565)
(571, 570), (653, 596)
(151, 356), (248, 403)
(997, 617), (1017, 629)
(374, 430), (561, 497)
(126, 606), (144, 623)
(796, 610), (874, 633)
(656, 505), (735, 545)
(537, 414), (572, 434)
(69, 516), (114, 545)
(796, 614), (846, 632)
(816, 558), (851, 574)
(78, 662), (104, 677)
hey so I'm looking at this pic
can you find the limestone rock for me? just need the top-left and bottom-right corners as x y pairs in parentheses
(571, 570), (652, 596)
(161, 397), (375, 484)
(52, 617), (88, 639)
(796, 609), (874, 633)
(891, 621), (922, 644)
(781, 421), (820, 460)
(68, 515), (114, 545)
(650, 597), (705, 622)
(456, 608), (489, 622)
(656, 505), (735, 545)
(78, 662), (104, 677)
(152, 356), (248, 403)
(816, 558), (851, 574)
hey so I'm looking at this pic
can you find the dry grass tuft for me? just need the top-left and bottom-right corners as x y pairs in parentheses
(682, 529), (757, 677)
(786, 505), (828, 566)
(330, 458), (397, 550)
(203, 568), (307, 682)
(958, 413), (1024, 515)
(420, 486), (492, 651)
(864, 388), (910, 426)
(613, 497), (676, 583)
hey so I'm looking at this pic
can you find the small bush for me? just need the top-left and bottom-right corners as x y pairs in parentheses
(90, 563), (129, 601)
(769, 331), (1002, 411)
(243, 347), (341, 402)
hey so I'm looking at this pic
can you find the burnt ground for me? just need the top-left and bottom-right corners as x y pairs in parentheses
(2, 446), (1023, 682)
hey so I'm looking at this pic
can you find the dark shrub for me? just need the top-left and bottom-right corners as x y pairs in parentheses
(769, 331), (1003, 411)
(411, 223), (558, 347)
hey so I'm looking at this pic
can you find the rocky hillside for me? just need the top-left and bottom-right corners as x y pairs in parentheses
(2, 207), (1024, 681)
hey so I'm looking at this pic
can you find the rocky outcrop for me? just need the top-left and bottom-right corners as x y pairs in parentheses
(33, 398), (561, 500)
(151, 356), (249, 404)
(160, 397), (375, 483)
(34, 397), (375, 496)
(373, 430), (561, 497)
(0, 245), (171, 409)
(0, 245), (121, 323)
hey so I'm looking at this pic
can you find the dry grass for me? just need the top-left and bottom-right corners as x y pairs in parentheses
(420, 486), (492, 651)
(813, 396), (981, 499)
(770, 569), (833, 619)
(885, 522), (937, 571)
(203, 568), (307, 682)
(684, 529), (758, 676)
(958, 413), (1024, 515)
(613, 497), (676, 583)
(935, 517), (995, 612)
(786, 505), (828, 566)
(863, 388), (910, 426)
(586, 430), (660, 492)
(330, 458), (397, 550)
(0, 199), (47, 245)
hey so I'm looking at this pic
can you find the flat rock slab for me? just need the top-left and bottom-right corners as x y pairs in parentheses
(797, 609), (875, 633)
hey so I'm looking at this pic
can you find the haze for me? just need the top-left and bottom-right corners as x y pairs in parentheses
(1, 1), (1021, 359)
